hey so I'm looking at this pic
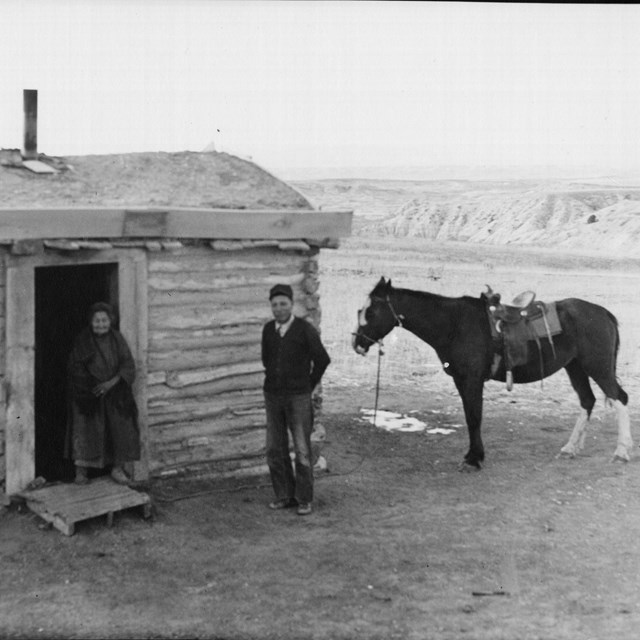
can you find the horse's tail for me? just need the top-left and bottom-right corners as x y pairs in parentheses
(607, 309), (629, 405)
(607, 309), (620, 356)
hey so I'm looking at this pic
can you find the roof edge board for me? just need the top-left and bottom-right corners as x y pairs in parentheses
(0, 207), (353, 241)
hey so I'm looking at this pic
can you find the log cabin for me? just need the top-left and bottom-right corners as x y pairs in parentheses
(0, 146), (352, 500)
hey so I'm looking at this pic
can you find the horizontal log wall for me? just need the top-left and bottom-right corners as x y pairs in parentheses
(146, 244), (321, 478)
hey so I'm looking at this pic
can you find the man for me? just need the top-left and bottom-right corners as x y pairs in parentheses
(262, 283), (330, 516)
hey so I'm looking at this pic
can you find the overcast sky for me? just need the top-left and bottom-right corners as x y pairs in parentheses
(2, 1), (639, 175)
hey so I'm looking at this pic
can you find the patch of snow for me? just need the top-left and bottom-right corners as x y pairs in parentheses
(360, 409), (427, 432)
(359, 409), (464, 436)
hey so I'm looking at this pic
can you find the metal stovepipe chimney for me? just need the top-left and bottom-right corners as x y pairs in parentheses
(23, 89), (38, 160)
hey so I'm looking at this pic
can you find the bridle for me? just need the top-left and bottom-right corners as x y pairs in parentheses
(352, 330), (380, 346)
(383, 295), (405, 328)
(352, 294), (405, 349)
(353, 295), (405, 341)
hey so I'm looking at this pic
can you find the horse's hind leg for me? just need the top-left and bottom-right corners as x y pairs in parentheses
(609, 397), (633, 462)
(597, 379), (633, 461)
(581, 350), (632, 462)
(559, 360), (596, 458)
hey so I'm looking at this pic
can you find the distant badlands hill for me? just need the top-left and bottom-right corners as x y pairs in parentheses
(291, 176), (640, 255)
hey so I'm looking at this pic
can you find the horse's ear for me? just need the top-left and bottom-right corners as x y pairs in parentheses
(371, 277), (385, 297)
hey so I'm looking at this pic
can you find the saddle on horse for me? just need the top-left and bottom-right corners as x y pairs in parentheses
(482, 286), (562, 390)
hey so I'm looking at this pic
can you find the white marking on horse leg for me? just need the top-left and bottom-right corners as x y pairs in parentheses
(559, 409), (589, 458)
(612, 399), (633, 462)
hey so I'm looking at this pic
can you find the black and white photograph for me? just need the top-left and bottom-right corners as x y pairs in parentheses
(1, 2), (640, 638)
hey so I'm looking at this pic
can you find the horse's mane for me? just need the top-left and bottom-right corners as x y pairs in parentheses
(389, 285), (481, 307)
(392, 286), (447, 301)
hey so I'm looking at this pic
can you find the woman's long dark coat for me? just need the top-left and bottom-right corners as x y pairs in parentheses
(65, 327), (139, 465)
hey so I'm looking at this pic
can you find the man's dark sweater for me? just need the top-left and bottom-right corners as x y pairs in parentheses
(261, 316), (331, 394)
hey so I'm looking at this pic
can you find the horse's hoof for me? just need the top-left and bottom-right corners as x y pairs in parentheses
(612, 454), (630, 463)
(458, 461), (481, 472)
(613, 446), (631, 463)
(557, 450), (576, 459)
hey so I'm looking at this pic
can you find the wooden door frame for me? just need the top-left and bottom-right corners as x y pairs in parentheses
(4, 249), (148, 495)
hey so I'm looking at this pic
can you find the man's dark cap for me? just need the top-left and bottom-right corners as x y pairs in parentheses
(269, 284), (293, 300)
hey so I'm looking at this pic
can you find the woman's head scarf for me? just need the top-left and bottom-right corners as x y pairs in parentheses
(88, 301), (116, 324)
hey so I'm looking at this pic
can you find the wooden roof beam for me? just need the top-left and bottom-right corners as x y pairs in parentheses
(0, 207), (353, 241)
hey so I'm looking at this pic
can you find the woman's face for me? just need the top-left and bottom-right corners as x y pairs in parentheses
(91, 311), (112, 335)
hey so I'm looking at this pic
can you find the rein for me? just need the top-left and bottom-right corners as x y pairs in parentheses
(353, 331), (379, 346)
(356, 295), (405, 427)
(350, 330), (385, 427)
(373, 341), (384, 429)
(352, 293), (406, 428)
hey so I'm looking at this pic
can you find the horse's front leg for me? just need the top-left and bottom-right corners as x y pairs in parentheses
(559, 409), (590, 458)
(559, 361), (595, 458)
(453, 375), (485, 471)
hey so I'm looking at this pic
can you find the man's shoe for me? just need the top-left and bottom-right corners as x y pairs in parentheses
(297, 503), (312, 516)
(268, 498), (297, 510)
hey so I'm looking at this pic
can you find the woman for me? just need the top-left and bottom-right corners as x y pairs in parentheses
(66, 302), (139, 485)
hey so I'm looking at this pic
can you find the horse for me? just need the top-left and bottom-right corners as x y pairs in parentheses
(352, 277), (632, 471)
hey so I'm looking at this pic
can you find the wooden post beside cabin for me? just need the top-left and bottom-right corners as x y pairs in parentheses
(0, 150), (352, 503)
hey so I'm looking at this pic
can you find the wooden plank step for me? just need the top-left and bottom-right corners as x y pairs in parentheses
(24, 480), (128, 503)
(17, 477), (151, 536)
(63, 494), (150, 521)
(24, 480), (137, 507)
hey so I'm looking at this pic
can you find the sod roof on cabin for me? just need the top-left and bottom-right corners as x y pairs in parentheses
(0, 150), (312, 210)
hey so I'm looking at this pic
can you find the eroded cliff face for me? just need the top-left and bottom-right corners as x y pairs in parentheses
(374, 188), (640, 249)
(293, 177), (640, 254)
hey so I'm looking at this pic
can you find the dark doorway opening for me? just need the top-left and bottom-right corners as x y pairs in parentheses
(35, 263), (119, 482)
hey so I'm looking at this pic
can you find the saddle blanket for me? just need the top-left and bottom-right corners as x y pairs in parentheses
(523, 301), (562, 339)
(489, 301), (562, 342)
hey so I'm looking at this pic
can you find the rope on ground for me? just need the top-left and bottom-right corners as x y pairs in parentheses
(155, 343), (386, 502)
(153, 481), (273, 503)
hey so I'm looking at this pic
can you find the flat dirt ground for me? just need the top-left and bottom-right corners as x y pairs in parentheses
(3, 237), (640, 640)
